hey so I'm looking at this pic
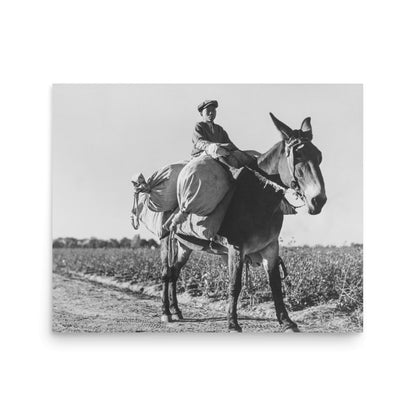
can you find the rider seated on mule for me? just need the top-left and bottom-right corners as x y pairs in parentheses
(192, 100), (256, 172)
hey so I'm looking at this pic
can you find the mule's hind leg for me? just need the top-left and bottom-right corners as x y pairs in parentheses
(159, 237), (172, 322)
(260, 241), (299, 332)
(227, 246), (244, 332)
(169, 242), (192, 320)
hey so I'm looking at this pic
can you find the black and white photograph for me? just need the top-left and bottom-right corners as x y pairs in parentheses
(4, 2), (416, 415)
(52, 84), (363, 333)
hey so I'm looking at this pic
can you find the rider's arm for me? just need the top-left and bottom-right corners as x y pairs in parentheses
(192, 122), (213, 153)
(221, 128), (238, 151)
(192, 123), (238, 158)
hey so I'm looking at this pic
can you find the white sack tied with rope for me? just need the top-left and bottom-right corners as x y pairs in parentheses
(131, 193), (173, 239)
(131, 161), (187, 213)
(177, 154), (233, 216)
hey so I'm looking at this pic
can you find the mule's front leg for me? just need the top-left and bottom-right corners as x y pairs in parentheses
(227, 247), (244, 332)
(261, 241), (299, 332)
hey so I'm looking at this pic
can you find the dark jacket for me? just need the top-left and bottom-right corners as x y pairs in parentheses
(191, 121), (237, 157)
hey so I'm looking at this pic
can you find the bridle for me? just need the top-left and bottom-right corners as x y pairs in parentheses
(284, 130), (312, 205)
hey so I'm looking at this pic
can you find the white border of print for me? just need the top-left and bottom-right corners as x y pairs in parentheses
(1, 1), (415, 416)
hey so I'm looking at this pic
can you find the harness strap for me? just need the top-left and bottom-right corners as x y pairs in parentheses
(285, 133), (312, 186)
(283, 134), (312, 208)
(286, 146), (296, 186)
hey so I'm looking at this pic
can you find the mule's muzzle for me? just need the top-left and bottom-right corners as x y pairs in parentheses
(308, 194), (327, 215)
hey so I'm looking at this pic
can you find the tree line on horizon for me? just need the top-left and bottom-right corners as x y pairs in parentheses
(53, 236), (362, 250)
(52, 235), (159, 249)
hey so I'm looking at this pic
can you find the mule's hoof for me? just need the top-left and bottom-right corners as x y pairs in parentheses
(161, 314), (172, 323)
(228, 324), (242, 333)
(283, 324), (300, 333)
(172, 312), (183, 320)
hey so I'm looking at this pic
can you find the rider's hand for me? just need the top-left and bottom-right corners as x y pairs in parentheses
(215, 145), (230, 157)
(206, 143), (230, 158)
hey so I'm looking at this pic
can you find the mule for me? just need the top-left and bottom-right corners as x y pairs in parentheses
(158, 114), (326, 332)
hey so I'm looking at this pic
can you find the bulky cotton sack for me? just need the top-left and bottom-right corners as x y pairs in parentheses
(138, 194), (172, 239)
(176, 189), (235, 240)
(145, 161), (187, 212)
(177, 154), (233, 216)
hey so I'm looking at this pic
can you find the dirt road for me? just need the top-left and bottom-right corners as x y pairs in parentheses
(52, 273), (360, 333)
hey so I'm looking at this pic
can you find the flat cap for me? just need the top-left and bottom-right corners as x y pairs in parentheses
(197, 100), (218, 113)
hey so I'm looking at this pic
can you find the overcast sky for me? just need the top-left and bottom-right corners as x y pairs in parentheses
(52, 84), (362, 246)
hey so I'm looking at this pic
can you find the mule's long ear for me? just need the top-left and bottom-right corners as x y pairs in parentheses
(269, 113), (292, 140)
(301, 117), (312, 133)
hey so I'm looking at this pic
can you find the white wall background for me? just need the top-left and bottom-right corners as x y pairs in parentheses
(1, 1), (415, 416)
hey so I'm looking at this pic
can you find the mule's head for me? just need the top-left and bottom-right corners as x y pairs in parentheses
(269, 113), (327, 215)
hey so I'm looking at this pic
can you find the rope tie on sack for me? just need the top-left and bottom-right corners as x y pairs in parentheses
(131, 192), (140, 230)
(130, 174), (151, 230)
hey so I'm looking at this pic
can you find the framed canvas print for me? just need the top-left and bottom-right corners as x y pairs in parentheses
(52, 84), (363, 333)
